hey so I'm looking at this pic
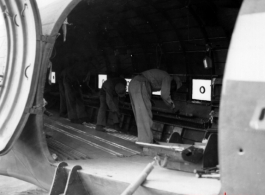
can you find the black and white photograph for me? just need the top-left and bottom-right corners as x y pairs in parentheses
(0, 0), (262, 194)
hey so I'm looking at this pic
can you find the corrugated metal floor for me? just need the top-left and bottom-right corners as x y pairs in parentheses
(44, 114), (141, 161)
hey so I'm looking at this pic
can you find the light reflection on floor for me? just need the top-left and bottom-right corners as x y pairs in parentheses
(0, 175), (48, 195)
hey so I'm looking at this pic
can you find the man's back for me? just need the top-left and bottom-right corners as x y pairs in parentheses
(141, 69), (170, 92)
(101, 77), (127, 96)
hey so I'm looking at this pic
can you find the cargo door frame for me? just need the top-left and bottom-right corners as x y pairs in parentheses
(0, 0), (43, 154)
(0, 0), (84, 190)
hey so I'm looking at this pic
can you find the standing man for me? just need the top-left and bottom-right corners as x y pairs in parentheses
(59, 66), (89, 124)
(128, 69), (182, 143)
(96, 77), (127, 131)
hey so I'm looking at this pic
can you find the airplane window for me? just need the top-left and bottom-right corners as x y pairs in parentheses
(192, 79), (212, 101)
(98, 74), (107, 88)
(152, 91), (161, 96)
(125, 78), (131, 92)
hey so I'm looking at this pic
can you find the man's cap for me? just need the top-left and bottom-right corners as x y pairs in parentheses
(115, 83), (126, 97)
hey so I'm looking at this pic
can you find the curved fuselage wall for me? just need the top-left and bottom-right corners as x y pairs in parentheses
(219, 0), (265, 194)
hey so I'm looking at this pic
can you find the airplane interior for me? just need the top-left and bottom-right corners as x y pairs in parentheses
(1, 0), (265, 195)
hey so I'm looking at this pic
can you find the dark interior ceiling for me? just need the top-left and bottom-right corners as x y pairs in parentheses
(51, 0), (243, 78)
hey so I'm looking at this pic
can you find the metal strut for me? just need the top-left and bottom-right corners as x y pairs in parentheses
(63, 165), (88, 195)
(49, 162), (88, 195)
(49, 162), (68, 195)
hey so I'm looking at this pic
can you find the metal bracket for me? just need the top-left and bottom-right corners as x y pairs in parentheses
(38, 34), (60, 44)
(49, 162), (68, 195)
(250, 101), (265, 130)
(154, 155), (168, 167)
(24, 64), (31, 79)
(13, 14), (19, 26)
(63, 165), (88, 195)
(49, 164), (88, 195)
(2, 6), (19, 26)
(21, 3), (28, 17)
(24, 105), (44, 115)
(3, 6), (11, 19)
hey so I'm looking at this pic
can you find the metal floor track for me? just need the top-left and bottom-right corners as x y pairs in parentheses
(44, 115), (142, 161)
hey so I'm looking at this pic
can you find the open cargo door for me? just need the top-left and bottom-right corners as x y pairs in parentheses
(0, 0), (42, 154)
(0, 0), (83, 190)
